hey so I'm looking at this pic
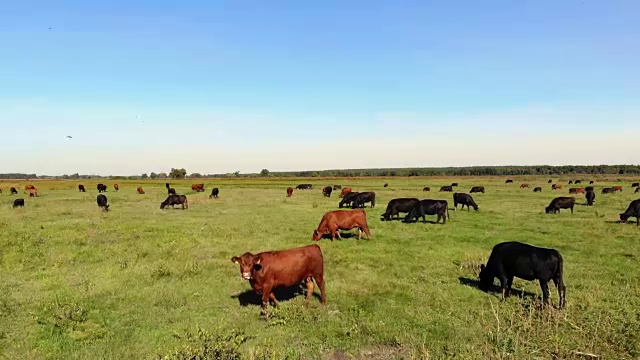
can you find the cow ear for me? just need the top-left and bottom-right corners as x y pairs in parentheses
(231, 257), (239, 264)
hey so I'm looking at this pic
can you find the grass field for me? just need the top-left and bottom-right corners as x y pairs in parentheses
(1, 177), (639, 359)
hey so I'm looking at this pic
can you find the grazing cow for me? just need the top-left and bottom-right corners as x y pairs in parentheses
(25, 185), (35, 191)
(533, 187), (542, 192)
(602, 187), (615, 194)
(322, 186), (332, 197)
(636, 188), (640, 193)
(569, 188), (585, 194)
(231, 244), (326, 315)
(505, 180), (513, 184)
(479, 241), (565, 308)
(351, 192), (375, 209)
(209, 188), (219, 199)
(619, 199), (640, 226)
(191, 183), (205, 192)
(568, 180), (573, 185)
(296, 184), (313, 190)
(632, 182), (639, 188)
(548, 180), (553, 184)
(384, 183), (389, 188)
(97, 184), (107, 193)
(612, 186), (623, 192)
(585, 189), (595, 206)
(338, 192), (359, 208)
(114, 184), (119, 191)
(312, 210), (371, 241)
(160, 194), (188, 209)
(574, 180), (581, 184)
(168, 187), (176, 196)
(470, 186), (485, 194)
(96, 194), (109, 211)
(286, 187), (293, 197)
(381, 198), (420, 221)
(78, 184), (86, 192)
(13, 198), (25, 208)
(10, 187), (18, 195)
(520, 184), (530, 189)
(339, 187), (352, 198)
(589, 181), (594, 184)
(453, 193), (478, 211)
(451, 182), (459, 187)
(404, 199), (448, 224)
(137, 186), (145, 194)
(29, 189), (38, 197)
(439, 186), (453, 192)
(545, 197), (575, 214)
(552, 184), (562, 190)
(333, 185), (342, 190)
(585, 186), (594, 191)
(423, 187), (431, 192)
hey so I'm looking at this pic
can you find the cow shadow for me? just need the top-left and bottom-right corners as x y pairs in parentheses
(231, 284), (321, 307)
(458, 277), (537, 299)
(319, 232), (356, 240)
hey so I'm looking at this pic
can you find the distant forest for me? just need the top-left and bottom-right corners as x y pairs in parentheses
(1, 165), (640, 180)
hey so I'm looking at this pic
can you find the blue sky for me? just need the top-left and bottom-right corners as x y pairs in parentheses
(1, 1), (638, 175)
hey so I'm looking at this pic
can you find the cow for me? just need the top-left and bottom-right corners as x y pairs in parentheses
(568, 180), (573, 185)
(423, 187), (431, 192)
(552, 184), (562, 190)
(575, 180), (582, 184)
(439, 186), (453, 192)
(29, 189), (38, 197)
(97, 184), (107, 193)
(569, 188), (586, 194)
(478, 241), (565, 308)
(585, 189), (595, 206)
(191, 183), (205, 192)
(209, 188), (219, 199)
(533, 187), (542, 192)
(312, 209), (371, 241)
(505, 180), (513, 184)
(160, 194), (188, 209)
(545, 197), (575, 214)
(286, 187), (293, 197)
(78, 184), (86, 192)
(231, 244), (326, 315)
(470, 186), (485, 194)
(453, 193), (478, 211)
(10, 187), (18, 195)
(381, 198), (420, 221)
(25, 185), (35, 191)
(322, 186), (332, 197)
(339, 187), (352, 198)
(0, 188), (2, 193)
(351, 192), (375, 209)
(296, 184), (313, 190)
(632, 182), (639, 188)
(404, 199), (448, 224)
(585, 186), (594, 192)
(384, 183), (389, 188)
(619, 199), (640, 226)
(636, 188), (640, 194)
(168, 187), (176, 196)
(338, 192), (359, 208)
(13, 198), (25, 208)
(589, 180), (594, 184)
(96, 194), (109, 211)
(114, 184), (119, 191)
(165, 183), (170, 189)
(548, 180), (553, 184)
(602, 187), (615, 194)
(333, 185), (342, 190)
(612, 186), (623, 192)
(520, 184), (530, 189)
(451, 182), (459, 187)
(137, 186), (145, 194)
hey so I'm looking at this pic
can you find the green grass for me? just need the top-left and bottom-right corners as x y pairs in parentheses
(1, 177), (639, 359)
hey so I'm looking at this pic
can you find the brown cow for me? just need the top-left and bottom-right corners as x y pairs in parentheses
(191, 183), (205, 192)
(231, 244), (326, 315)
(612, 186), (623, 192)
(286, 187), (293, 197)
(312, 210), (371, 241)
(384, 183), (389, 188)
(552, 184), (562, 190)
(137, 186), (145, 194)
(339, 187), (352, 198)
(114, 184), (119, 191)
(29, 189), (39, 197)
(25, 185), (36, 191)
(569, 188), (586, 194)
(520, 184), (530, 188)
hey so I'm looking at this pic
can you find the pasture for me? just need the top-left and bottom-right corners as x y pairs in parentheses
(0, 177), (639, 359)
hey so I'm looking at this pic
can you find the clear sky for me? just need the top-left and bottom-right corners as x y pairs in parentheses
(1, 1), (638, 175)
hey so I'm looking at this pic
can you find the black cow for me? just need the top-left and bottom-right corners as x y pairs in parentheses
(470, 186), (485, 194)
(381, 198), (420, 221)
(575, 180), (581, 184)
(338, 192), (359, 209)
(333, 185), (342, 190)
(404, 200), (448, 224)
(13, 198), (25, 208)
(451, 182), (459, 187)
(619, 199), (640, 226)
(78, 184), (86, 192)
(505, 180), (513, 184)
(351, 192), (376, 209)
(601, 187), (615, 194)
(479, 241), (566, 308)
(0, 188), (2, 193)
(165, 183), (170, 189)
(209, 188), (219, 199)
(160, 195), (188, 209)
(322, 186), (332, 197)
(296, 184), (313, 190)
(423, 187), (431, 192)
(10, 187), (18, 195)
(589, 180), (594, 184)
(632, 182), (639, 188)
(533, 187), (542, 192)
(545, 197), (575, 214)
(453, 193), (478, 211)
(636, 188), (640, 194)
(568, 180), (573, 185)
(548, 179), (553, 184)
(96, 194), (109, 211)
(97, 184), (107, 193)
(585, 186), (594, 192)
(439, 186), (453, 192)
(168, 187), (177, 196)
(585, 189), (595, 206)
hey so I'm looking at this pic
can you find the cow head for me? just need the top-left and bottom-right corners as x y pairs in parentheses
(160, 201), (167, 210)
(312, 229), (323, 241)
(104, 204), (110, 212)
(620, 213), (630, 222)
(478, 264), (492, 291)
(231, 253), (262, 280)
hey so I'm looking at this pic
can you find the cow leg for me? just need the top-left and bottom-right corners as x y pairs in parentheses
(505, 276), (514, 297)
(305, 277), (315, 304)
(261, 286), (273, 315)
(314, 274), (327, 304)
(552, 276), (566, 309)
(357, 228), (362, 240)
(499, 276), (508, 300)
(269, 292), (279, 308)
(570, 206), (574, 214)
(540, 280), (550, 306)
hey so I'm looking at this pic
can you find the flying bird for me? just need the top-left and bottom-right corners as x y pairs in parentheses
(66, 135), (73, 139)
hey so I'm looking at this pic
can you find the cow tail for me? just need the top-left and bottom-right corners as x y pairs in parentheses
(556, 252), (566, 308)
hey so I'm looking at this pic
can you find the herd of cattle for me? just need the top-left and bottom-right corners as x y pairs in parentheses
(3, 179), (640, 315)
